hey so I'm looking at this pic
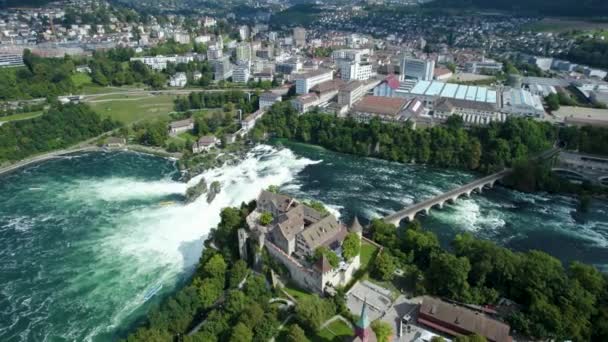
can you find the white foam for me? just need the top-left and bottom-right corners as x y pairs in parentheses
(83, 145), (317, 338)
(72, 177), (188, 202)
(433, 199), (505, 233)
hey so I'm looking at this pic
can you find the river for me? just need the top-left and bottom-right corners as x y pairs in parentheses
(0, 143), (606, 341)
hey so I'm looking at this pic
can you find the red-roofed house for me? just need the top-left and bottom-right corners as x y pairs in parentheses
(373, 74), (401, 97)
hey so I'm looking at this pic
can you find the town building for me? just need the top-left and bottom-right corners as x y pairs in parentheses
(235, 42), (251, 63)
(212, 56), (233, 81)
(169, 72), (187, 87)
(434, 67), (453, 81)
(293, 27), (306, 47)
(501, 88), (545, 118)
(397, 80), (499, 110)
(338, 81), (366, 108)
(294, 69), (334, 94)
(232, 62), (251, 83)
(168, 118), (194, 136)
(241, 109), (266, 132)
(351, 96), (409, 124)
(340, 61), (373, 81)
(292, 93), (322, 114)
(417, 296), (512, 342)
(0, 54), (23, 68)
(259, 92), (282, 109)
(239, 25), (250, 41)
(400, 57), (435, 81)
(192, 135), (219, 154)
(240, 191), (362, 294)
(104, 137), (126, 148)
(173, 31), (190, 44)
(207, 46), (223, 60)
(434, 97), (505, 125)
(465, 60), (504, 74)
(373, 74), (401, 97)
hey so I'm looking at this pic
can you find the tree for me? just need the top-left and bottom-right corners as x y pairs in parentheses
(304, 200), (330, 217)
(225, 290), (248, 315)
(342, 232), (361, 261)
(425, 252), (471, 301)
(230, 322), (253, 342)
(545, 93), (560, 112)
(296, 295), (335, 332)
(313, 246), (340, 268)
(266, 185), (280, 193)
(259, 211), (273, 225)
(373, 252), (397, 281)
(371, 320), (393, 342)
(286, 324), (310, 342)
(229, 260), (249, 289)
(202, 254), (228, 282)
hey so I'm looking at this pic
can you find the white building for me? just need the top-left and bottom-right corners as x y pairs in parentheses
(259, 92), (282, 109)
(202, 17), (216, 28)
(0, 54), (23, 68)
(130, 55), (197, 71)
(212, 56), (233, 81)
(294, 69), (334, 94)
(235, 43), (251, 63)
(340, 61), (373, 81)
(293, 27), (306, 47)
(501, 88), (546, 118)
(233, 62), (251, 83)
(338, 81), (367, 108)
(401, 57), (435, 81)
(168, 118), (194, 136)
(331, 49), (370, 63)
(192, 135), (219, 154)
(465, 60), (504, 74)
(241, 109), (266, 132)
(169, 72), (187, 87)
(239, 25), (250, 41)
(207, 46), (223, 60)
(173, 31), (190, 44)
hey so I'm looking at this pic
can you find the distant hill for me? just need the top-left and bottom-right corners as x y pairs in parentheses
(425, 0), (608, 17)
(0, 0), (53, 8)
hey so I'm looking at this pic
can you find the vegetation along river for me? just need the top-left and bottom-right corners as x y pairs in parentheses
(0, 142), (606, 341)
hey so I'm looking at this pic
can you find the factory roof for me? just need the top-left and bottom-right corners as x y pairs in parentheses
(407, 80), (498, 104)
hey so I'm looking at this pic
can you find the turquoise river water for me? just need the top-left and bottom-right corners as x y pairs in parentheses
(0, 143), (606, 341)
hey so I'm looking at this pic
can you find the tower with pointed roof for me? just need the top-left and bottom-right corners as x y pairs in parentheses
(350, 216), (363, 238)
(354, 299), (374, 342)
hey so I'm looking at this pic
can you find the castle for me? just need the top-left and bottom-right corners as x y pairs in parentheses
(238, 190), (362, 295)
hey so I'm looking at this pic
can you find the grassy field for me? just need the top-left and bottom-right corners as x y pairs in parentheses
(88, 94), (176, 124)
(360, 241), (379, 270)
(71, 73), (92, 87)
(283, 283), (315, 302)
(313, 320), (354, 342)
(525, 18), (608, 33)
(0, 111), (43, 123)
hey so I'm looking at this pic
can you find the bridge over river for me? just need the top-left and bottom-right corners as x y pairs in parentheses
(383, 169), (511, 226)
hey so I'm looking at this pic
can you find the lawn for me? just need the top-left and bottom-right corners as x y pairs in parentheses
(360, 241), (379, 270)
(283, 283), (315, 302)
(71, 73), (92, 87)
(89, 94), (176, 124)
(313, 320), (354, 342)
(0, 110), (43, 123)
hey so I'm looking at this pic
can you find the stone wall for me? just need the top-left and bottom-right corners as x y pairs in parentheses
(265, 241), (323, 293)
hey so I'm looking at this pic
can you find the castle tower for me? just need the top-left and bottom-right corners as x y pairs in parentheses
(350, 216), (363, 238)
(355, 299), (372, 342)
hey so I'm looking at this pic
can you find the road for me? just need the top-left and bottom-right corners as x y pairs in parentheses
(80, 87), (259, 102)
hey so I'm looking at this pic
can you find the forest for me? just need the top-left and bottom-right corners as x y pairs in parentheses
(122, 198), (608, 342)
(424, 0), (608, 17)
(563, 39), (608, 72)
(369, 219), (608, 341)
(0, 103), (120, 163)
(254, 103), (556, 173)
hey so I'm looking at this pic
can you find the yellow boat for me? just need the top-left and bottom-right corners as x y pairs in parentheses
(159, 201), (175, 206)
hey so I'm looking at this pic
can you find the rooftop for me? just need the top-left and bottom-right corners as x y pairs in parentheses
(352, 96), (407, 116)
(419, 296), (511, 342)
